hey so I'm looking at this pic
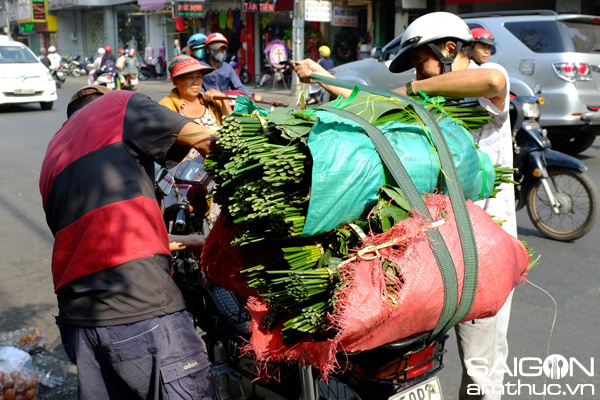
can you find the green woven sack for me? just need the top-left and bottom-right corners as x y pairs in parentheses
(301, 110), (495, 236)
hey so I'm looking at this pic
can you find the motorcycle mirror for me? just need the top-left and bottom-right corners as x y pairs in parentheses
(156, 168), (175, 196)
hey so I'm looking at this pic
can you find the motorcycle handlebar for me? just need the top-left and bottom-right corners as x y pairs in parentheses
(174, 208), (187, 232)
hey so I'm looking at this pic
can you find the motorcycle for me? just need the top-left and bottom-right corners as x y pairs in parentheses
(138, 57), (167, 81)
(117, 73), (139, 91)
(511, 95), (598, 241)
(228, 53), (251, 85)
(156, 157), (448, 400)
(50, 68), (66, 89)
(65, 55), (88, 77)
(93, 64), (119, 90)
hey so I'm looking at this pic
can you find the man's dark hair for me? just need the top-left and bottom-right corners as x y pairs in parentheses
(432, 39), (471, 58)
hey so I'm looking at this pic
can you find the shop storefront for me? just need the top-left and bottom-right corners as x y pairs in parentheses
(15, 0), (58, 54)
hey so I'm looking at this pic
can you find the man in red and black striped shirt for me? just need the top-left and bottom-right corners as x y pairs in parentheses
(40, 85), (218, 400)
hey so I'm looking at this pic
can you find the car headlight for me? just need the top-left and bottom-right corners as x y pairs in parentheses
(522, 102), (541, 119)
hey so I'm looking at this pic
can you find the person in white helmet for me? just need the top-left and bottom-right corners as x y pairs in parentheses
(88, 47), (106, 85)
(293, 12), (516, 400)
(47, 45), (61, 70)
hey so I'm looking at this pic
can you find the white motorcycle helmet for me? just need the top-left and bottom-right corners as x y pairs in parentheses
(48, 45), (56, 53)
(97, 47), (106, 55)
(389, 12), (473, 74)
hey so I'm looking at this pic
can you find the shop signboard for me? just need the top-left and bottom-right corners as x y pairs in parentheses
(32, 0), (47, 21)
(48, 0), (76, 10)
(243, 0), (274, 13)
(19, 23), (35, 34)
(332, 6), (357, 27)
(173, 0), (204, 18)
(305, 1), (331, 22)
(139, 0), (167, 11)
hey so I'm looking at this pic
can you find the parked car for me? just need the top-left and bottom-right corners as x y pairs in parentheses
(326, 10), (600, 155)
(0, 35), (57, 110)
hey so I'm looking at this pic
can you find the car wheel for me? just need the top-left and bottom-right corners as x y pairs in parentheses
(547, 131), (597, 155)
(40, 102), (53, 110)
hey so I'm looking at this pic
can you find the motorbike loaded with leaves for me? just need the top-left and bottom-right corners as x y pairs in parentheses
(157, 82), (533, 399)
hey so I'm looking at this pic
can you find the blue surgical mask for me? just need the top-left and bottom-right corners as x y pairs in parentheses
(192, 47), (206, 60)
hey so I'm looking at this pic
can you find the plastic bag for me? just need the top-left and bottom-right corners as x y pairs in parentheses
(302, 112), (494, 236)
(0, 346), (40, 399)
(0, 327), (45, 353)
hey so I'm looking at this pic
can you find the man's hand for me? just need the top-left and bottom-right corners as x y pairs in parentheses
(169, 234), (206, 253)
(291, 58), (352, 99)
(291, 58), (327, 84)
(203, 89), (227, 102)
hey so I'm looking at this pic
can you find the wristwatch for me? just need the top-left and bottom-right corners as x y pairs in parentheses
(406, 80), (416, 96)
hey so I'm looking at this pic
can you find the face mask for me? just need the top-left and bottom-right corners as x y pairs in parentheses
(192, 47), (206, 60)
(211, 51), (225, 63)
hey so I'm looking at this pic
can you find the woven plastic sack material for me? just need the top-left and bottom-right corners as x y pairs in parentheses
(302, 111), (495, 236)
(244, 194), (529, 376)
(201, 216), (267, 299)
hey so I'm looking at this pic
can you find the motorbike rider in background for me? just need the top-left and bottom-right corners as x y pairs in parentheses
(88, 47), (105, 85)
(195, 32), (262, 101)
(47, 46), (61, 71)
(121, 48), (140, 90)
(470, 28), (496, 66)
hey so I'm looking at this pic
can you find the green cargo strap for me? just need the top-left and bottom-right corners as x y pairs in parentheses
(314, 74), (478, 341)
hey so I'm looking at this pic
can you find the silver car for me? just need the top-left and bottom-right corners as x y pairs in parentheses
(327, 10), (600, 155)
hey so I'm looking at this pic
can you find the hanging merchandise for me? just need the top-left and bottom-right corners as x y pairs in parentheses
(212, 10), (220, 31)
(227, 9), (234, 29)
(219, 10), (227, 29)
(261, 14), (272, 29)
(233, 8), (241, 29)
(175, 17), (186, 32)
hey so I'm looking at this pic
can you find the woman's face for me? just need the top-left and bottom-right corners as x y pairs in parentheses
(472, 42), (492, 65)
(174, 71), (204, 100)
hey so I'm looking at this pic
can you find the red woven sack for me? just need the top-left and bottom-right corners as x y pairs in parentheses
(243, 194), (530, 376)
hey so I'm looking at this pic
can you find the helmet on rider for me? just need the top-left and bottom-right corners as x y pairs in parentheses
(104, 45), (112, 53)
(188, 33), (207, 60)
(128, 48), (135, 57)
(318, 45), (331, 57)
(205, 33), (228, 63)
(97, 48), (106, 55)
(470, 27), (495, 46)
(205, 32), (228, 51)
(118, 48), (125, 56)
(48, 45), (56, 53)
(188, 33), (207, 49)
(389, 12), (473, 74)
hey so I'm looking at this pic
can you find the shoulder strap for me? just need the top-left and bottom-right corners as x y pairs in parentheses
(314, 75), (479, 341)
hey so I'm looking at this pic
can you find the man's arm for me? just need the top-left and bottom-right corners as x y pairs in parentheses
(292, 58), (353, 99)
(226, 63), (253, 97)
(175, 122), (219, 157)
(393, 68), (507, 110)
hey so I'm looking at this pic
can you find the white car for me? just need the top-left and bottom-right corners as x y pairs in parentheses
(0, 35), (57, 110)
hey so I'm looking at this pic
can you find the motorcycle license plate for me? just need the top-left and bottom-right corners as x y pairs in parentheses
(131, 78), (138, 85)
(57, 71), (64, 77)
(107, 82), (115, 89)
(388, 377), (442, 400)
